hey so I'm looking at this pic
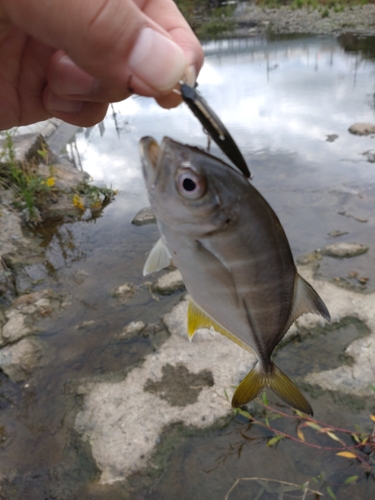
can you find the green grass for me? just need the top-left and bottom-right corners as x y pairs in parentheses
(1, 131), (56, 224)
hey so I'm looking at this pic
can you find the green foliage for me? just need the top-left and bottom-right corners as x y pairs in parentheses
(174, 1), (236, 38)
(257, 0), (372, 7)
(73, 182), (117, 211)
(197, 16), (235, 39)
(326, 485), (337, 499)
(1, 132), (56, 224)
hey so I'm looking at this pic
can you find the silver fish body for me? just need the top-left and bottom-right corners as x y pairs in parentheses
(140, 136), (330, 415)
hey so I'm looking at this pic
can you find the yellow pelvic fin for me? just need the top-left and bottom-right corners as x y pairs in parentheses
(187, 300), (254, 354)
(231, 362), (313, 416)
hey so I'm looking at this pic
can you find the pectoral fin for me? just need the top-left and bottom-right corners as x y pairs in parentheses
(187, 300), (255, 354)
(143, 237), (171, 276)
(232, 361), (313, 416)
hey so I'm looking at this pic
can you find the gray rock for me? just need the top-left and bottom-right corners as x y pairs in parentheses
(131, 207), (156, 226)
(153, 269), (185, 294)
(113, 283), (135, 303)
(75, 295), (254, 483)
(74, 269), (375, 483)
(38, 163), (88, 191)
(328, 230), (349, 238)
(0, 204), (29, 256)
(296, 250), (322, 265)
(320, 242), (369, 258)
(338, 209), (368, 223)
(117, 321), (146, 338)
(0, 337), (43, 382)
(348, 123), (375, 135)
(0, 313), (34, 346)
(362, 149), (375, 163)
(326, 134), (338, 142)
(11, 289), (58, 316)
(75, 320), (96, 330)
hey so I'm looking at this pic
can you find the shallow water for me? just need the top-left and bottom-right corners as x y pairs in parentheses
(1, 34), (375, 499)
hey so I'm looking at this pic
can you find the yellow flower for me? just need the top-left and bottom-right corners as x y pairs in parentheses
(72, 194), (85, 211)
(46, 177), (55, 187)
(90, 201), (102, 210)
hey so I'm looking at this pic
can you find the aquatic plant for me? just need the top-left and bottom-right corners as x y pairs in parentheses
(225, 477), (323, 499)
(222, 390), (375, 499)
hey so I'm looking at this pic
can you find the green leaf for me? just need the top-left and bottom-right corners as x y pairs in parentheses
(266, 434), (284, 447)
(235, 408), (251, 419)
(223, 388), (229, 401)
(351, 433), (361, 444)
(305, 422), (322, 431)
(344, 475), (358, 484)
(326, 431), (344, 444)
(327, 486), (337, 500)
(262, 392), (269, 405)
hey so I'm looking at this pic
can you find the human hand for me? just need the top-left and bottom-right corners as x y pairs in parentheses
(0, 0), (204, 131)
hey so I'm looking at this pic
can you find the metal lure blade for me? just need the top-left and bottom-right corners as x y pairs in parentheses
(180, 83), (251, 178)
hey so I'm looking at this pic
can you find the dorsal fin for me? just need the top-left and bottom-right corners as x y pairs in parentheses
(283, 274), (330, 334)
(142, 237), (171, 276)
(187, 299), (255, 354)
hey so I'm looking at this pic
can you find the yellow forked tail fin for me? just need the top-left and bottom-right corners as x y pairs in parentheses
(231, 362), (313, 416)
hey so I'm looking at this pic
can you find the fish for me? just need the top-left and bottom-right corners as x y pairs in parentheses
(180, 83), (251, 178)
(140, 136), (330, 416)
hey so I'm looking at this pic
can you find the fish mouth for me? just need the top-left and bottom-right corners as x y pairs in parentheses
(139, 136), (161, 187)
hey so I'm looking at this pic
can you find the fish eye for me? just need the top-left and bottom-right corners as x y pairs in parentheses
(176, 169), (206, 199)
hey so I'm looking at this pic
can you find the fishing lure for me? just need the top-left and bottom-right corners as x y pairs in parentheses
(180, 83), (251, 178)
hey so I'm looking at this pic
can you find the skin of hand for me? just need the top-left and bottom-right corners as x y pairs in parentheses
(0, 0), (204, 131)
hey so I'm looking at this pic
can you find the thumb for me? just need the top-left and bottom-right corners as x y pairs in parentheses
(2, 0), (190, 95)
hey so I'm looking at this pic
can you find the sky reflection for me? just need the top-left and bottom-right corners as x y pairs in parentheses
(75, 35), (375, 204)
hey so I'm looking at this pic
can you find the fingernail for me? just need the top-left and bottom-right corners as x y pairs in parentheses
(47, 93), (83, 114)
(129, 27), (186, 92)
(185, 65), (196, 87)
(54, 55), (100, 95)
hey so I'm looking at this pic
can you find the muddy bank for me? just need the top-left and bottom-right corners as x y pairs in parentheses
(233, 3), (375, 36)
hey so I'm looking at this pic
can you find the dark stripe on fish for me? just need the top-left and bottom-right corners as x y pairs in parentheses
(242, 298), (269, 372)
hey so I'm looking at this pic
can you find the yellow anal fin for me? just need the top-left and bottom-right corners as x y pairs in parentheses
(187, 300), (254, 354)
(231, 362), (313, 416)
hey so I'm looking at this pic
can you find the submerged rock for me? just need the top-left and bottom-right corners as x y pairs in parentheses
(348, 122), (375, 135)
(1, 289), (68, 348)
(320, 242), (369, 258)
(152, 269), (185, 295)
(75, 295), (254, 483)
(131, 207), (156, 226)
(117, 321), (146, 338)
(0, 337), (44, 382)
(328, 230), (348, 238)
(0, 312), (34, 347)
(113, 283), (135, 303)
(74, 268), (375, 482)
(296, 250), (322, 265)
(326, 134), (338, 142)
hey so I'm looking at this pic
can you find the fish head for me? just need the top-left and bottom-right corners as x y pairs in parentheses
(140, 136), (245, 236)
